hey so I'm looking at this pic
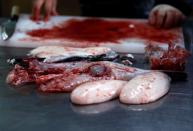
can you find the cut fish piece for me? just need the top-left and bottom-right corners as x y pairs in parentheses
(145, 44), (190, 71)
(71, 80), (127, 105)
(120, 72), (170, 104)
(29, 46), (117, 62)
(7, 59), (149, 92)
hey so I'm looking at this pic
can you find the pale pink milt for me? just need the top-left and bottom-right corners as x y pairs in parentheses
(120, 71), (170, 104)
(71, 80), (127, 105)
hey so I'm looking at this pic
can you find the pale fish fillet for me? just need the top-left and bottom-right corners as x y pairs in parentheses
(71, 80), (127, 105)
(120, 71), (170, 104)
(29, 46), (113, 62)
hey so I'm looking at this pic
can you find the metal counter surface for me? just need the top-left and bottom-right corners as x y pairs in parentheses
(0, 19), (193, 131)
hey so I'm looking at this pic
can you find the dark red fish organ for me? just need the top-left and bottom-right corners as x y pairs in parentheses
(87, 64), (111, 77)
(27, 18), (179, 43)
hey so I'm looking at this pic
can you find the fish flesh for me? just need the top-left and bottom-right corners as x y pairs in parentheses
(6, 59), (149, 92)
(145, 44), (190, 71)
(29, 46), (119, 63)
(120, 71), (170, 104)
(71, 80), (127, 105)
(27, 46), (135, 66)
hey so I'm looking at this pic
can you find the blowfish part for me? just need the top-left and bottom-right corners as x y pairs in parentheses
(36, 61), (149, 92)
(28, 46), (118, 62)
(6, 64), (33, 86)
(120, 71), (170, 104)
(6, 59), (149, 92)
(145, 44), (191, 71)
(71, 80), (127, 105)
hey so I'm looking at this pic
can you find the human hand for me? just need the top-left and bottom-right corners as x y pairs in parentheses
(31, 0), (58, 21)
(149, 4), (185, 28)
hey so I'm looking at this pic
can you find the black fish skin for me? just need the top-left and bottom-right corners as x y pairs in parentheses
(7, 51), (135, 67)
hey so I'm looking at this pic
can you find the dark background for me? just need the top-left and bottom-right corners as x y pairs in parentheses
(0, 0), (81, 17)
(0, 0), (193, 17)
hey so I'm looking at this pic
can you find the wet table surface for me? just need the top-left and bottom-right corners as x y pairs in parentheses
(0, 18), (193, 131)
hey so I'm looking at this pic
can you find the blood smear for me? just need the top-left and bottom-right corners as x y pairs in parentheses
(27, 18), (179, 44)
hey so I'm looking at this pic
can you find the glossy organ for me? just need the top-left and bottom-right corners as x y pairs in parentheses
(120, 72), (170, 104)
(71, 80), (127, 105)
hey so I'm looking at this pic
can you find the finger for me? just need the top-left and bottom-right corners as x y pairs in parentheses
(32, 0), (45, 21)
(155, 9), (166, 28)
(51, 0), (58, 15)
(178, 13), (186, 25)
(163, 11), (174, 28)
(44, 0), (53, 21)
(148, 9), (157, 26)
(173, 13), (180, 27)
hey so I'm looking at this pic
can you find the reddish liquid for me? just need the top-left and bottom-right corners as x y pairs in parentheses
(27, 18), (179, 43)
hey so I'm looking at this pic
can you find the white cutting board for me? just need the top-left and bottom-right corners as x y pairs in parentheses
(0, 14), (184, 53)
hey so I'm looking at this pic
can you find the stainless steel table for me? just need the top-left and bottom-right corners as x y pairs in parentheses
(0, 19), (193, 131)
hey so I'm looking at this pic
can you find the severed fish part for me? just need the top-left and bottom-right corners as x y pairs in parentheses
(28, 46), (135, 65)
(120, 71), (170, 104)
(145, 44), (190, 71)
(36, 61), (148, 92)
(28, 46), (119, 63)
(6, 64), (34, 86)
(71, 80), (127, 105)
(6, 59), (149, 92)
